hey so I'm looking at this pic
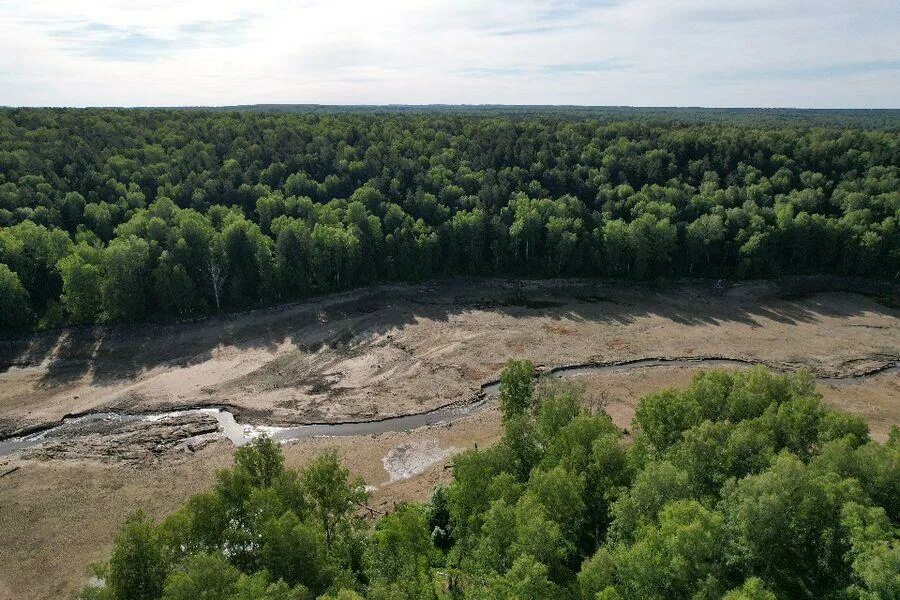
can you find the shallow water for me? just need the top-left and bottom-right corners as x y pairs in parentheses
(1, 358), (896, 457)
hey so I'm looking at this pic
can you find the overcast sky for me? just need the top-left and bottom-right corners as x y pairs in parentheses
(1, 0), (898, 108)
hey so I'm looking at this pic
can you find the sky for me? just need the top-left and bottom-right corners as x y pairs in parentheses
(1, 0), (898, 108)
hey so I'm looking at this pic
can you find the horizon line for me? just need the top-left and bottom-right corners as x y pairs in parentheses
(2, 103), (899, 111)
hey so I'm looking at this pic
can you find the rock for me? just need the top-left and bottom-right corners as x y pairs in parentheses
(25, 412), (221, 464)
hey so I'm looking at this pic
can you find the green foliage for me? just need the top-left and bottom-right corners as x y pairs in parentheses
(162, 553), (240, 600)
(365, 503), (437, 600)
(719, 452), (865, 596)
(234, 435), (286, 488)
(4, 109), (899, 331)
(0, 220), (70, 316)
(607, 460), (694, 544)
(426, 486), (452, 551)
(448, 366), (898, 599)
(840, 502), (900, 598)
(498, 359), (534, 422)
(722, 578), (777, 600)
(533, 381), (581, 443)
(103, 235), (150, 321)
(86, 437), (371, 600)
(0, 262), (30, 329)
(58, 242), (104, 323)
(230, 574), (309, 600)
(487, 554), (560, 599)
(84, 367), (899, 599)
(259, 511), (328, 593)
(605, 500), (726, 598)
(107, 512), (168, 600)
(301, 449), (368, 550)
(160, 553), (310, 600)
(633, 389), (702, 453)
(318, 591), (364, 600)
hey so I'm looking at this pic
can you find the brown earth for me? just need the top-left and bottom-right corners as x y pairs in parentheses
(0, 279), (897, 436)
(0, 279), (897, 599)
(0, 413), (501, 600)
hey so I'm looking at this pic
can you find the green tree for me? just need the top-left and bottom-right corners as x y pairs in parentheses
(0, 263), (31, 330)
(58, 242), (105, 324)
(722, 578), (777, 600)
(161, 553), (238, 600)
(488, 554), (560, 600)
(448, 447), (508, 541)
(310, 224), (360, 291)
(610, 500), (725, 599)
(107, 512), (168, 600)
(720, 453), (863, 597)
(526, 466), (586, 546)
(0, 220), (71, 315)
(633, 389), (702, 454)
(222, 217), (273, 307)
(608, 461), (693, 544)
(839, 502), (900, 599)
(498, 414), (541, 480)
(365, 503), (437, 599)
(231, 573), (309, 600)
(271, 216), (312, 298)
(103, 235), (150, 321)
(234, 436), (285, 488)
(152, 251), (199, 316)
(626, 213), (677, 279)
(498, 360), (535, 422)
(260, 511), (329, 594)
(301, 450), (368, 550)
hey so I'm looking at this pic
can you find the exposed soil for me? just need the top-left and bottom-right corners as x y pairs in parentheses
(0, 413), (501, 600)
(0, 278), (897, 599)
(382, 439), (461, 483)
(1, 279), (897, 438)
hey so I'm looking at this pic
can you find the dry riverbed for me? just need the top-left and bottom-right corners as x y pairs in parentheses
(0, 278), (897, 599)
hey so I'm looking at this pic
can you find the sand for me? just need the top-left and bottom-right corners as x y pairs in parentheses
(0, 278), (897, 599)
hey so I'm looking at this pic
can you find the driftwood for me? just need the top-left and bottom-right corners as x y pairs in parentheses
(353, 499), (385, 516)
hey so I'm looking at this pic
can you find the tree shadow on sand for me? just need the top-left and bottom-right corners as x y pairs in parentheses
(0, 277), (895, 393)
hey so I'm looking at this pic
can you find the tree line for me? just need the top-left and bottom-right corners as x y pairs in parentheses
(199, 106), (900, 129)
(1, 108), (898, 330)
(81, 363), (899, 599)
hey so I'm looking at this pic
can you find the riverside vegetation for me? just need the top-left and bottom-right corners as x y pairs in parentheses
(80, 362), (899, 600)
(1, 108), (898, 331)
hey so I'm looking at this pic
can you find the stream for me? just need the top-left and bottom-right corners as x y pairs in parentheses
(1, 357), (897, 458)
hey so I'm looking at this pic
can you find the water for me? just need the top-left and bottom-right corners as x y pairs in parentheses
(1, 358), (896, 456)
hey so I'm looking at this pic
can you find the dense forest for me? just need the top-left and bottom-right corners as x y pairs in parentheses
(80, 363), (899, 599)
(0, 108), (898, 331)
(198, 107), (900, 129)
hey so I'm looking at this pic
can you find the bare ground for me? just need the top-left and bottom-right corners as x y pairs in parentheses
(1, 279), (897, 436)
(0, 279), (897, 599)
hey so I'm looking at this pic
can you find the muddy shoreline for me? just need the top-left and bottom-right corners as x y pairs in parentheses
(1, 280), (897, 600)
(2, 278), (897, 442)
(3, 354), (896, 461)
(6, 352), (898, 440)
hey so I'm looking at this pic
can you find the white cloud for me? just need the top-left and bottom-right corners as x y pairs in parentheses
(0, 0), (897, 107)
